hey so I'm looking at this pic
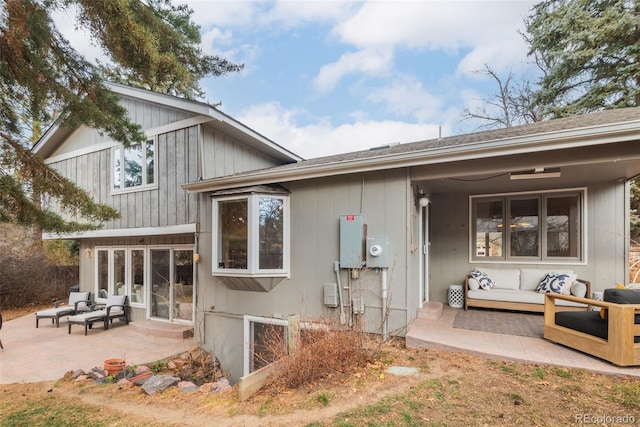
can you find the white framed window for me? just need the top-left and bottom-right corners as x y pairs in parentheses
(94, 247), (146, 307)
(242, 315), (329, 375)
(470, 188), (586, 263)
(212, 193), (289, 276)
(112, 137), (156, 193)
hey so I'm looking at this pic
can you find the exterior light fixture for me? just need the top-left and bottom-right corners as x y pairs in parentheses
(510, 168), (561, 180)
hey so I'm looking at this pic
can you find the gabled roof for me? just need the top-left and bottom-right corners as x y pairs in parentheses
(32, 83), (302, 163)
(183, 106), (640, 193)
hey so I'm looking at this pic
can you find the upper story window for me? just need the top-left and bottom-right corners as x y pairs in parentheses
(212, 187), (289, 277)
(471, 189), (585, 262)
(113, 138), (156, 192)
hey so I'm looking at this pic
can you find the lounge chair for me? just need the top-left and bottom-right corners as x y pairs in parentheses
(35, 291), (92, 328)
(67, 295), (129, 335)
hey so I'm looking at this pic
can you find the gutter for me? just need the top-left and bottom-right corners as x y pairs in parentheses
(183, 120), (640, 193)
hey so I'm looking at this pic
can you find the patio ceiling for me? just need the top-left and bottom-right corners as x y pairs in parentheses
(413, 140), (640, 194)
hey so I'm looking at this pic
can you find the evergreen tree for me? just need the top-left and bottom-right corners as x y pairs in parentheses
(525, 0), (640, 118)
(0, 0), (241, 233)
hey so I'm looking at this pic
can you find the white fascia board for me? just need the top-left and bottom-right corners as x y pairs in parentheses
(183, 120), (640, 193)
(107, 83), (301, 162)
(42, 223), (197, 240)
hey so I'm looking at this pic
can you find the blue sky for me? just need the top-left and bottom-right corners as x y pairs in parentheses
(60, 1), (539, 159)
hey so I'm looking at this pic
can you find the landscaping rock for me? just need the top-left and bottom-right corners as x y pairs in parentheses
(71, 369), (85, 379)
(134, 365), (151, 375)
(142, 375), (180, 395)
(75, 374), (89, 382)
(212, 378), (230, 393)
(130, 372), (153, 386)
(198, 383), (216, 393)
(178, 381), (197, 392)
(117, 378), (133, 387)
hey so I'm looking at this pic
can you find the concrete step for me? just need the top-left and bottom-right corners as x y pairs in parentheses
(129, 319), (194, 339)
(416, 301), (443, 321)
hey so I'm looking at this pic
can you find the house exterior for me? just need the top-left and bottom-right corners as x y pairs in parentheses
(35, 84), (640, 382)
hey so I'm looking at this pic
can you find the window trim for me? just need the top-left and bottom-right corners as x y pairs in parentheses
(469, 188), (587, 265)
(212, 193), (290, 277)
(94, 246), (147, 308)
(242, 315), (328, 375)
(111, 137), (158, 194)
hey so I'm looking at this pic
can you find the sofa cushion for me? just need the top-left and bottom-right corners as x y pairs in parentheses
(601, 289), (640, 323)
(536, 272), (576, 295)
(603, 288), (640, 304)
(467, 289), (587, 307)
(555, 311), (610, 340)
(480, 268), (520, 290)
(470, 270), (495, 290)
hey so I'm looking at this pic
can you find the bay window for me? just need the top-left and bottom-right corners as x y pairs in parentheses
(213, 192), (289, 276)
(471, 189), (584, 262)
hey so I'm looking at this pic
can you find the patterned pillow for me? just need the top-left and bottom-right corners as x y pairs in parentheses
(535, 273), (576, 295)
(470, 270), (495, 290)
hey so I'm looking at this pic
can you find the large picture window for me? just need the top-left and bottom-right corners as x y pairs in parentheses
(113, 138), (156, 192)
(471, 189), (584, 262)
(213, 193), (289, 276)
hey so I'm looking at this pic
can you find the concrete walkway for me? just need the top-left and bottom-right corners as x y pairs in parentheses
(0, 312), (194, 384)
(407, 305), (640, 378)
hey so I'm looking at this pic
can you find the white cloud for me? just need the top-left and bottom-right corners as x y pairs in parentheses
(236, 102), (441, 159)
(314, 48), (394, 92)
(367, 74), (443, 123)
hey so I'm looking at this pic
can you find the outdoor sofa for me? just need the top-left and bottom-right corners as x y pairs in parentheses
(465, 268), (591, 313)
(544, 288), (640, 366)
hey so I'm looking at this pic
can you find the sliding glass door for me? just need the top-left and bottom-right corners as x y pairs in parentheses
(150, 248), (193, 322)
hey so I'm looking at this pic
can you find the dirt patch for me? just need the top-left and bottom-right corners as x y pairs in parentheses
(2, 340), (639, 426)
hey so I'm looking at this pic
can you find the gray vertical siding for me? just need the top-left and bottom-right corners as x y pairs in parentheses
(428, 182), (628, 301)
(48, 126), (282, 230)
(198, 169), (417, 380)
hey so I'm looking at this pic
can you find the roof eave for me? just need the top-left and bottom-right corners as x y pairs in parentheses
(182, 119), (640, 193)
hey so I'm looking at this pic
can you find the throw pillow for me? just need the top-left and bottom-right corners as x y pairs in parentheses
(467, 277), (480, 291)
(570, 281), (587, 298)
(536, 273), (576, 295)
(470, 270), (495, 290)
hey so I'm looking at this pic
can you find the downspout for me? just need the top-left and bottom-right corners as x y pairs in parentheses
(381, 267), (388, 341)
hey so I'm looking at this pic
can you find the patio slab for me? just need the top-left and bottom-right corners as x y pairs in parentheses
(406, 306), (640, 378)
(0, 312), (194, 384)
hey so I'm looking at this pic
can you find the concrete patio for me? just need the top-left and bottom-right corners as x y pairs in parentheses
(0, 312), (194, 384)
(407, 305), (640, 378)
(3, 305), (640, 385)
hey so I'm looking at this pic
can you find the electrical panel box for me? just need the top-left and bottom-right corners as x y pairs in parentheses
(366, 236), (389, 268)
(323, 283), (339, 308)
(339, 214), (365, 268)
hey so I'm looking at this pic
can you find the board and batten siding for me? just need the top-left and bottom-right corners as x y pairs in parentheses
(197, 169), (418, 381)
(428, 181), (628, 302)
(47, 123), (285, 230)
(200, 125), (279, 179)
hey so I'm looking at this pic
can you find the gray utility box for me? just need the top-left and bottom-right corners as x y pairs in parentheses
(323, 283), (339, 308)
(366, 236), (389, 269)
(339, 214), (365, 268)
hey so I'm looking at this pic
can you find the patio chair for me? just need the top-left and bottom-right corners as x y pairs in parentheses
(67, 295), (129, 335)
(35, 291), (92, 328)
